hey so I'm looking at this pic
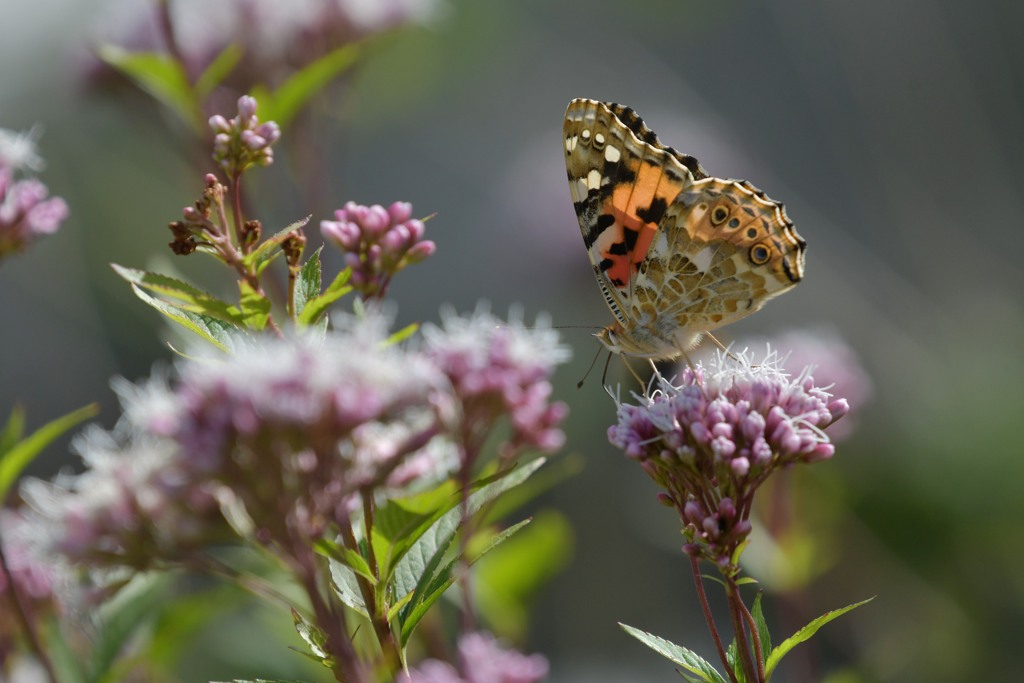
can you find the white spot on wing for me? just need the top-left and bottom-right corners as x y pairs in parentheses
(692, 246), (714, 272)
(565, 136), (578, 153)
(587, 169), (602, 189)
(604, 145), (621, 162)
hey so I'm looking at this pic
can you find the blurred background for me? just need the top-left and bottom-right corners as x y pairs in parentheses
(2, 0), (1022, 681)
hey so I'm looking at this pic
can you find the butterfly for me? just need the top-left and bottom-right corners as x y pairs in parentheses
(564, 98), (806, 361)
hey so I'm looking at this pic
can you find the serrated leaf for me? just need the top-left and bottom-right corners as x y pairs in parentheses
(0, 404), (98, 500)
(620, 623), (729, 683)
(242, 217), (310, 269)
(96, 45), (198, 130)
(329, 558), (368, 615)
(294, 246), (323, 318)
(314, 538), (375, 584)
(253, 43), (361, 129)
(194, 43), (243, 100)
(238, 281), (271, 330)
(112, 264), (247, 326)
(396, 518), (531, 645)
(129, 284), (237, 351)
(389, 459), (546, 601)
(291, 608), (330, 660)
(752, 593), (771, 666)
(297, 268), (351, 326)
(764, 597), (873, 680)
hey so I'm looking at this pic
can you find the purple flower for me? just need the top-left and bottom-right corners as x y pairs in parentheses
(609, 348), (849, 567)
(422, 307), (570, 460)
(210, 96), (281, 176)
(0, 128), (68, 260)
(398, 631), (548, 683)
(19, 307), (569, 574)
(730, 329), (870, 440)
(321, 200), (436, 299)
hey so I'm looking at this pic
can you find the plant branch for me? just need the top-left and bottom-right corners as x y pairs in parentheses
(690, 554), (738, 683)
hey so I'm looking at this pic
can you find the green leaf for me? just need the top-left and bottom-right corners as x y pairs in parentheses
(293, 246), (323, 318)
(389, 459), (546, 601)
(291, 608), (331, 662)
(384, 322), (418, 347)
(242, 217), (311, 270)
(128, 284), (238, 351)
(91, 574), (178, 683)
(96, 45), (198, 130)
(328, 555), (369, 615)
(296, 268), (352, 326)
(619, 623), (729, 683)
(315, 538), (375, 584)
(238, 281), (271, 330)
(397, 518), (531, 641)
(752, 593), (772, 667)
(764, 597), (874, 680)
(0, 403), (98, 501)
(253, 43), (361, 129)
(0, 405), (25, 456)
(194, 43), (243, 100)
(112, 264), (247, 326)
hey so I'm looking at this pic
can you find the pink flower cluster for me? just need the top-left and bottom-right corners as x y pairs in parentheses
(20, 309), (569, 571)
(609, 349), (849, 566)
(0, 154), (67, 260)
(321, 201), (436, 299)
(209, 95), (281, 176)
(398, 631), (548, 683)
(422, 308), (570, 459)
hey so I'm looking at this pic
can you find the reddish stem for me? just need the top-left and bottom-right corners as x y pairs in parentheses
(690, 555), (739, 683)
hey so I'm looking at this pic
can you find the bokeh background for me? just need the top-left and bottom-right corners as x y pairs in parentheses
(2, 0), (1023, 681)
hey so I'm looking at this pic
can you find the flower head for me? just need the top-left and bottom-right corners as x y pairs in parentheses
(321, 200), (435, 299)
(422, 307), (571, 460)
(609, 348), (849, 569)
(209, 96), (281, 176)
(731, 329), (870, 440)
(0, 128), (68, 261)
(398, 631), (548, 683)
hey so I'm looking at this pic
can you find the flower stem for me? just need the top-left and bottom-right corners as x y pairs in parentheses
(689, 555), (738, 683)
(725, 576), (760, 683)
(338, 510), (401, 678)
(295, 544), (363, 683)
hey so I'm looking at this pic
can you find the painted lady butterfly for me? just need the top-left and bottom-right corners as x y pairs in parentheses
(564, 98), (806, 360)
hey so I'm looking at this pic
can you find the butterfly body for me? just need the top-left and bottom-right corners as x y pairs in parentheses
(564, 98), (806, 360)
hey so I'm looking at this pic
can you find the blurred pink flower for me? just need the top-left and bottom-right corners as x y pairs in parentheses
(398, 631), (548, 683)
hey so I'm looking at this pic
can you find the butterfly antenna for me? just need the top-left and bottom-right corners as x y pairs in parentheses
(705, 332), (740, 361)
(577, 344), (605, 389)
